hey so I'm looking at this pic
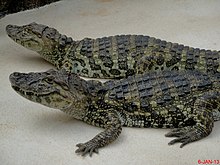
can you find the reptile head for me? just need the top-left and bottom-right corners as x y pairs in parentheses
(9, 69), (88, 112)
(6, 22), (73, 65)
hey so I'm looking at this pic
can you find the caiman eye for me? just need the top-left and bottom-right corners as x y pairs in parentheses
(44, 76), (54, 84)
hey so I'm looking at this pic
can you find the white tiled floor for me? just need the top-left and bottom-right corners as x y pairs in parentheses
(0, 0), (220, 164)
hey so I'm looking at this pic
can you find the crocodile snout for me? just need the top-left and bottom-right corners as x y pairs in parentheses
(6, 24), (21, 38)
(9, 72), (21, 85)
(6, 24), (14, 35)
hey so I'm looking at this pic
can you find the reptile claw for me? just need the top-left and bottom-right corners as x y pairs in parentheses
(75, 142), (99, 157)
(168, 136), (189, 146)
(166, 127), (198, 148)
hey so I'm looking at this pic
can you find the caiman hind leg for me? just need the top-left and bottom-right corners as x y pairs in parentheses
(75, 109), (122, 156)
(165, 92), (220, 148)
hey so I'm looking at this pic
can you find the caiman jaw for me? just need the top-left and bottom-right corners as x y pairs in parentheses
(12, 85), (54, 98)
(6, 23), (45, 52)
(9, 70), (73, 110)
(12, 85), (72, 110)
(6, 22), (74, 66)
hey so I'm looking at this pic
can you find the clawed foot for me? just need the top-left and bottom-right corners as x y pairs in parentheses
(75, 142), (99, 157)
(165, 127), (198, 148)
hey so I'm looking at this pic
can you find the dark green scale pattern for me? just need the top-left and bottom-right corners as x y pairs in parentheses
(6, 23), (220, 79)
(7, 23), (220, 155)
(101, 70), (218, 128)
(9, 68), (220, 156)
(67, 35), (220, 78)
(97, 37), (113, 68)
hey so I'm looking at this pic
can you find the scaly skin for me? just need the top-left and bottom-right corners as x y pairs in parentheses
(9, 69), (220, 156)
(6, 22), (220, 79)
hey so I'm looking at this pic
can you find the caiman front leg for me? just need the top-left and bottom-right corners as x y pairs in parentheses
(165, 92), (219, 147)
(75, 109), (122, 156)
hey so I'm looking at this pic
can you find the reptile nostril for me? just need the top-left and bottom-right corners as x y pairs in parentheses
(13, 72), (20, 77)
(6, 25), (13, 32)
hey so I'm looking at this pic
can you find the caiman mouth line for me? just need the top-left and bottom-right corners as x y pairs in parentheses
(12, 86), (52, 97)
(12, 86), (70, 101)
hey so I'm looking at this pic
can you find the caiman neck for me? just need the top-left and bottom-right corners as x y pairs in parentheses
(61, 95), (90, 120)
(37, 43), (73, 68)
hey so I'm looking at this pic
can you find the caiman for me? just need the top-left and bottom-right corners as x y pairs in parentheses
(9, 69), (220, 156)
(6, 22), (220, 79)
